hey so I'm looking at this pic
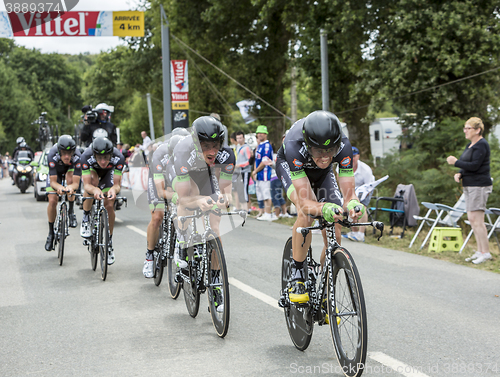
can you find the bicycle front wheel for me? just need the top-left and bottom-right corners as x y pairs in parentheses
(206, 232), (230, 338)
(166, 220), (181, 299)
(58, 203), (68, 266)
(183, 246), (200, 317)
(98, 210), (109, 281)
(328, 247), (367, 377)
(281, 236), (313, 351)
(153, 224), (165, 287)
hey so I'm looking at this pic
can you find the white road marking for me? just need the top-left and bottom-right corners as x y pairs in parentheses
(368, 352), (431, 377)
(115, 217), (123, 223)
(127, 225), (148, 237)
(228, 277), (281, 310)
(122, 223), (426, 377)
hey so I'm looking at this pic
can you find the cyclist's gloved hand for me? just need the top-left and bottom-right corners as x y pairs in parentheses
(322, 203), (343, 222)
(347, 199), (365, 216)
(171, 193), (178, 205)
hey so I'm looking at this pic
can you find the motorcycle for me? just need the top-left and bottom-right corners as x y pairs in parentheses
(12, 151), (34, 193)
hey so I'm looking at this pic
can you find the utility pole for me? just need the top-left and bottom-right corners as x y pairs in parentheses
(146, 93), (155, 140)
(290, 64), (298, 124)
(161, 5), (172, 135)
(320, 29), (329, 112)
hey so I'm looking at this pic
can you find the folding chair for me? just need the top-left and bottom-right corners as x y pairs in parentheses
(369, 191), (407, 238)
(409, 195), (466, 250)
(459, 207), (500, 253)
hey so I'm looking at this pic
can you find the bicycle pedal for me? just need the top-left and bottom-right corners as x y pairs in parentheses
(83, 239), (89, 246)
(174, 273), (183, 283)
(278, 297), (289, 308)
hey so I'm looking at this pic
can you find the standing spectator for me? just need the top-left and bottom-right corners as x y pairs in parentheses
(268, 136), (292, 218)
(136, 131), (152, 162)
(343, 146), (375, 242)
(447, 117), (493, 264)
(0, 153), (4, 179)
(252, 125), (276, 221)
(235, 131), (252, 213)
(117, 142), (124, 154)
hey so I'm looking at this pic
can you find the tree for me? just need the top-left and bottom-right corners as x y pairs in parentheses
(365, 0), (500, 129)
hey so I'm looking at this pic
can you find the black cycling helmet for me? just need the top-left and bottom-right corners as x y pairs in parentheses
(167, 134), (185, 156)
(92, 128), (109, 140)
(192, 116), (225, 143)
(92, 137), (113, 155)
(302, 110), (342, 150)
(16, 137), (25, 145)
(57, 135), (76, 152)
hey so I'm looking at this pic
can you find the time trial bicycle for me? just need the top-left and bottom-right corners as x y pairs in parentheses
(278, 208), (384, 377)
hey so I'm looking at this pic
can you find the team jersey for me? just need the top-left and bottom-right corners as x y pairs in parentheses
(173, 135), (235, 183)
(47, 144), (82, 177)
(277, 117), (354, 181)
(80, 146), (125, 177)
(255, 140), (273, 181)
(149, 142), (176, 188)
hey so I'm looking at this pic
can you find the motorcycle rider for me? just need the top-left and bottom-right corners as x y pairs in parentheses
(45, 135), (82, 251)
(80, 103), (118, 147)
(11, 138), (34, 184)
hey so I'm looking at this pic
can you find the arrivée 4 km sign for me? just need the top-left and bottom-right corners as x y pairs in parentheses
(0, 1), (144, 37)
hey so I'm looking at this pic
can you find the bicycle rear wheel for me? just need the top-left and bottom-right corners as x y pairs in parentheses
(281, 236), (313, 351)
(58, 203), (68, 266)
(206, 232), (230, 338)
(166, 220), (181, 299)
(183, 247), (200, 318)
(153, 224), (165, 287)
(98, 210), (109, 281)
(328, 247), (367, 377)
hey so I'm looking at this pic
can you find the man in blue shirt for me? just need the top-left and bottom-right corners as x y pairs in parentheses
(252, 125), (275, 221)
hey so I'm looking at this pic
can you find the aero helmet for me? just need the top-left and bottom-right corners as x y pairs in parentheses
(192, 116), (225, 143)
(92, 137), (113, 155)
(302, 111), (342, 151)
(57, 135), (76, 152)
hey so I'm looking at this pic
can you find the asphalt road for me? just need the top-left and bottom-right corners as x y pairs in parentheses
(1, 178), (499, 377)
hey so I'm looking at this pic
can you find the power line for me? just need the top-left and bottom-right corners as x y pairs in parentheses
(170, 32), (292, 122)
(336, 66), (500, 116)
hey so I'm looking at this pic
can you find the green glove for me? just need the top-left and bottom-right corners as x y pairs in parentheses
(322, 202), (343, 222)
(347, 199), (365, 216)
(171, 193), (178, 205)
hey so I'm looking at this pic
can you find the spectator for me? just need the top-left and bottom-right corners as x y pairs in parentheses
(0, 153), (4, 179)
(136, 131), (152, 160)
(117, 141), (124, 154)
(268, 135), (292, 219)
(252, 125), (276, 221)
(447, 117), (492, 264)
(234, 130), (252, 213)
(342, 146), (375, 242)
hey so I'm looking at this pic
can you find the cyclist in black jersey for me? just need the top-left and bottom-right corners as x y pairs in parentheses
(79, 137), (125, 265)
(172, 116), (235, 267)
(44, 135), (81, 251)
(276, 110), (364, 303)
(143, 131), (189, 278)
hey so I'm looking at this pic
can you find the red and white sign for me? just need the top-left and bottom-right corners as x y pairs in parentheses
(8, 12), (99, 37)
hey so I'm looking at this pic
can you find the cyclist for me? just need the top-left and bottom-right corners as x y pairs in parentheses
(80, 137), (125, 265)
(143, 129), (189, 278)
(172, 116), (235, 312)
(276, 110), (364, 304)
(44, 135), (82, 251)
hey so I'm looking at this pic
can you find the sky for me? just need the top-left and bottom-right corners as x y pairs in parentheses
(0, 0), (143, 54)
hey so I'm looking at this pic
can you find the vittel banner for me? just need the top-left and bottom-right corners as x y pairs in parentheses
(0, 10), (144, 37)
(170, 60), (189, 128)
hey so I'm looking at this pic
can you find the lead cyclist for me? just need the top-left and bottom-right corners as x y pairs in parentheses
(276, 110), (365, 304)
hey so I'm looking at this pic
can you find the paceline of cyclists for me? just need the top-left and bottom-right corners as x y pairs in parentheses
(39, 111), (364, 304)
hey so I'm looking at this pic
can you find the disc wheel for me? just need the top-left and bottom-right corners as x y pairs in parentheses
(328, 247), (367, 377)
(206, 232), (230, 338)
(281, 236), (313, 351)
(98, 210), (109, 281)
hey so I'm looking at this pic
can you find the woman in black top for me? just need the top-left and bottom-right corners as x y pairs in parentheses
(447, 117), (492, 264)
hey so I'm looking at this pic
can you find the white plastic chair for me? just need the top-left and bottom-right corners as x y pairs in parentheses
(409, 195), (466, 250)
